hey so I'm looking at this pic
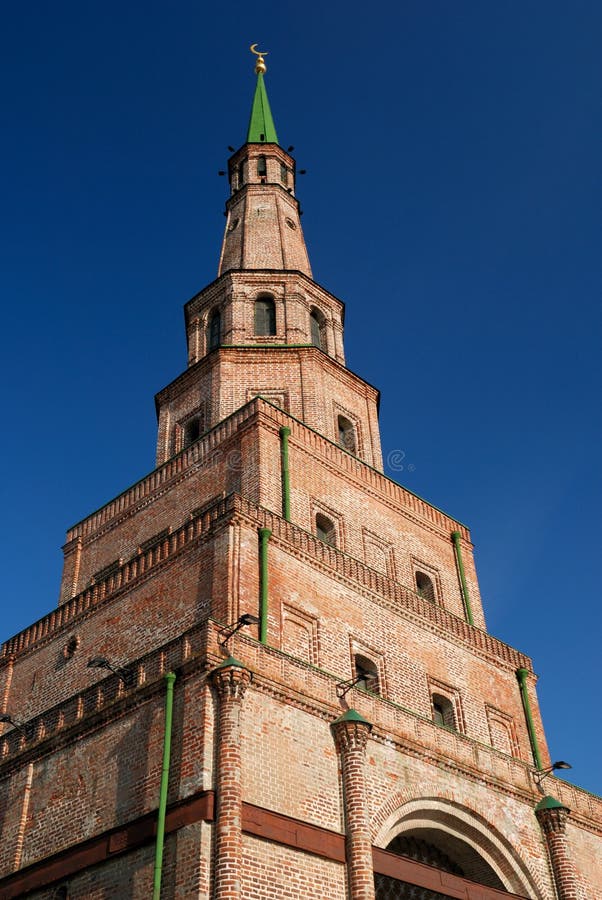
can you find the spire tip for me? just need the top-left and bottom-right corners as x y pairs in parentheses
(250, 43), (268, 75)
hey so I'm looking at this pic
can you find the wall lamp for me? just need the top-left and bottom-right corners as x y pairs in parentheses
(0, 712), (29, 738)
(218, 614), (260, 649)
(87, 656), (133, 686)
(534, 760), (572, 793)
(336, 673), (366, 700)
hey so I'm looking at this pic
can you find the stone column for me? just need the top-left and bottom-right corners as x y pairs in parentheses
(535, 796), (580, 900)
(211, 656), (252, 900)
(332, 710), (375, 900)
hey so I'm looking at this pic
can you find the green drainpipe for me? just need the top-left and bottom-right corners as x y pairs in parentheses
(516, 667), (543, 770)
(153, 671), (176, 900)
(279, 426), (291, 522)
(258, 528), (271, 644)
(451, 531), (474, 626)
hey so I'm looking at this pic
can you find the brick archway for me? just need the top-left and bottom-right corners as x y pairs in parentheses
(372, 795), (550, 900)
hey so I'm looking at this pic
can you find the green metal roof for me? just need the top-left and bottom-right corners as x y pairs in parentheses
(215, 654), (246, 670)
(332, 708), (372, 727)
(535, 795), (568, 811)
(246, 73), (279, 144)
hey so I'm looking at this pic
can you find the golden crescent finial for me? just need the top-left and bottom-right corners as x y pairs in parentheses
(250, 43), (268, 74)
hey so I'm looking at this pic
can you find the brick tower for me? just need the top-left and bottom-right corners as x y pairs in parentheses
(0, 50), (600, 900)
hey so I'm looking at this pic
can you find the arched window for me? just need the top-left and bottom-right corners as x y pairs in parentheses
(183, 415), (203, 449)
(257, 155), (267, 177)
(237, 161), (245, 189)
(337, 415), (356, 454)
(432, 693), (456, 730)
(315, 513), (336, 547)
(415, 571), (435, 603)
(354, 654), (379, 694)
(254, 296), (276, 336)
(208, 309), (221, 350)
(310, 308), (325, 350)
(280, 163), (288, 185)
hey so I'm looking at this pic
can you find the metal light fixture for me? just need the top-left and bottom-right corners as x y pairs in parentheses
(87, 656), (132, 686)
(336, 673), (366, 700)
(0, 712), (28, 737)
(218, 614), (260, 648)
(534, 760), (572, 793)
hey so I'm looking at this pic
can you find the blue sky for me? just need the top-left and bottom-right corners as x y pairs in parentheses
(1, 2), (600, 796)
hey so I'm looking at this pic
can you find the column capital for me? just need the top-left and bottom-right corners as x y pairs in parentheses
(211, 656), (252, 702)
(332, 709), (372, 753)
(535, 796), (570, 835)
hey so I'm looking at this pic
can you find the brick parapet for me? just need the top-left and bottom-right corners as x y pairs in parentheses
(1, 620), (601, 843)
(65, 397), (468, 549)
(260, 402), (471, 540)
(65, 402), (262, 544)
(4, 491), (523, 677)
(2, 493), (235, 660)
(237, 494), (529, 673)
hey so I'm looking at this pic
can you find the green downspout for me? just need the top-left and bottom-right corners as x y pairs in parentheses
(516, 667), (543, 770)
(451, 531), (474, 626)
(280, 426), (291, 522)
(258, 528), (271, 644)
(153, 671), (176, 900)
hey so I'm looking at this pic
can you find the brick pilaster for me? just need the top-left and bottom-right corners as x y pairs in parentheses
(535, 797), (580, 900)
(211, 657), (252, 900)
(332, 710), (375, 900)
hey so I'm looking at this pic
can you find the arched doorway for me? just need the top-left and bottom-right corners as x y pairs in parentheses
(372, 797), (544, 899)
(375, 829), (506, 898)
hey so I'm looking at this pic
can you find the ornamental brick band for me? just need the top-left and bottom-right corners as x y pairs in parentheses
(211, 660), (252, 900)
(332, 711), (375, 900)
(535, 798), (580, 900)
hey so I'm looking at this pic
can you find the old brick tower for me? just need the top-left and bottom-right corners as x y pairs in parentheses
(0, 50), (600, 900)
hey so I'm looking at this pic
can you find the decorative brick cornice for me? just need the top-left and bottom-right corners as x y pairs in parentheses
(1, 493), (238, 662)
(332, 713), (372, 754)
(211, 660), (252, 702)
(536, 804), (569, 835)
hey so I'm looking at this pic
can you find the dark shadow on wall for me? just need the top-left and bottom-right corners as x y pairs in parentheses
(109, 704), (154, 900)
(160, 669), (214, 899)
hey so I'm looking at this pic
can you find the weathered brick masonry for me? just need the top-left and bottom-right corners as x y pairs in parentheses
(1, 52), (600, 900)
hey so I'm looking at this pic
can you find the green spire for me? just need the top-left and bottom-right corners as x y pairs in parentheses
(247, 72), (278, 144)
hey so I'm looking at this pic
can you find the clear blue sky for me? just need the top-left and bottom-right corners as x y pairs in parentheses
(1, 3), (600, 796)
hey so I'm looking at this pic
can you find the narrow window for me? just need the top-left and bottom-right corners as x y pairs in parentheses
(237, 161), (245, 189)
(337, 415), (356, 454)
(433, 701), (445, 727)
(354, 654), (379, 694)
(415, 571), (435, 603)
(183, 416), (202, 448)
(315, 514), (336, 547)
(208, 309), (221, 350)
(310, 309), (324, 349)
(432, 693), (456, 729)
(257, 155), (267, 177)
(280, 163), (288, 185)
(254, 296), (276, 336)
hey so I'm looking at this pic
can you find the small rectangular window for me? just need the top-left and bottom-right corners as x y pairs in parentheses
(280, 163), (288, 185)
